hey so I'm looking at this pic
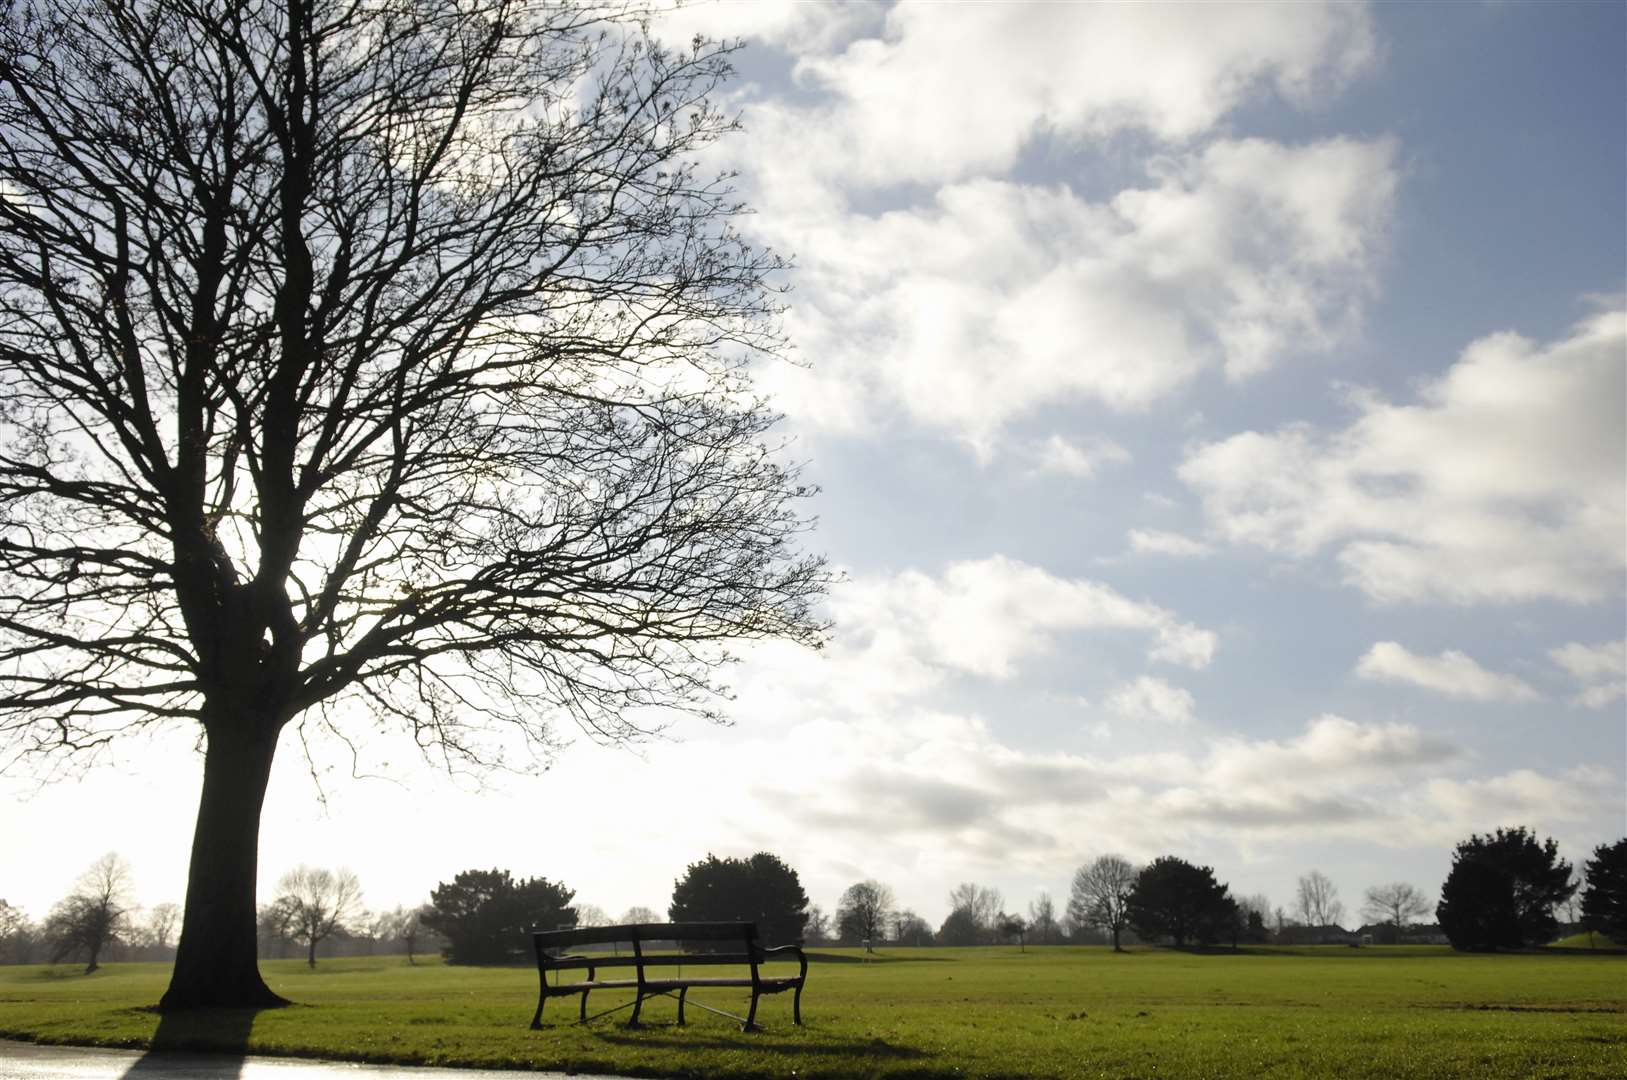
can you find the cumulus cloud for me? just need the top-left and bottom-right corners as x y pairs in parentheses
(1180, 307), (1627, 604)
(1355, 642), (1540, 702)
(755, 138), (1397, 445)
(1549, 639), (1627, 708)
(783, 2), (1376, 185)
(1128, 529), (1213, 558)
(1106, 676), (1197, 725)
(1031, 434), (1132, 478)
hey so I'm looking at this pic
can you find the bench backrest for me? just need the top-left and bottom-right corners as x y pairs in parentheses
(532, 921), (757, 953)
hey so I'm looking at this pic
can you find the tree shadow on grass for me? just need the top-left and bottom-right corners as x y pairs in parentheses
(117, 1004), (277, 1078)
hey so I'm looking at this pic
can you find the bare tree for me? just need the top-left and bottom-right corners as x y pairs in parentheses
(801, 905), (831, 945)
(1069, 855), (1136, 951)
(1296, 870), (1346, 928)
(836, 881), (894, 947)
(0, 0), (827, 1010)
(44, 853), (134, 973)
(273, 866), (362, 968)
(574, 904), (611, 928)
(1028, 892), (1059, 945)
(147, 902), (182, 951)
(619, 906), (661, 926)
(945, 883), (1003, 941)
(0, 898), (38, 963)
(1360, 882), (1431, 934)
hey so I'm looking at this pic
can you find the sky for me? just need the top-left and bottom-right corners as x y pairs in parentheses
(2, 0), (1624, 935)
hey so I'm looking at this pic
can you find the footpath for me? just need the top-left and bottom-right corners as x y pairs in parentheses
(0, 1040), (639, 1080)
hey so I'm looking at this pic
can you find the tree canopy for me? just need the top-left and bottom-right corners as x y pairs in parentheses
(1579, 838), (1626, 943)
(420, 868), (575, 965)
(1126, 856), (1235, 948)
(667, 851), (809, 947)
(0, 0), (826, 1009)
(1436, 827), (1574, 951)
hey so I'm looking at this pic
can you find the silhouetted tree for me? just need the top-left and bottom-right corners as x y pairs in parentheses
(892, 909), (933, 946)
(1295, 870), (1345, 928)
(1070, 854), (1137, 951)
(835, 880), (893, 946)
(936, 907), (983, 947)
(0, 0), (827, 1011)
(998, 913), (1028, 950)
(44, 853), (134, 973)
(1361, 882), (1430, 936)
(1437, 827), (1574, 951)
(619, 906), (661, 926)
(943, 883), (1002, 944)
(1579, 838), (1626, 942)
(421, 869), (576, 965)
(1126, 856), (1234, 948)
(273, 866), (362, 968)
(668, 852), (809, 946)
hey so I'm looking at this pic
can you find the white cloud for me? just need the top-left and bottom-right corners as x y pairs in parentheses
(1106, 676), (1197, 725)
(756, 138), (1397, 446)
(1550, 639), (1627, 708)
(1180, 307), (1627, 604)
(647, 0), (881, 55)
(1355, 642), (1540, 702)
(785, 2), (1376, 186)
(1032, 434), (1132, 478)
(1128, 529), (1213, 558)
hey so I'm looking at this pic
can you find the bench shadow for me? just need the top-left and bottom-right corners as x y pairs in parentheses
(116, 1005), (269, 1078)
(592, 1031), (929, 1059)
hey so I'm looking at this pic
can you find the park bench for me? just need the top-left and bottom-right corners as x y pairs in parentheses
(529, 921), (808, 1031)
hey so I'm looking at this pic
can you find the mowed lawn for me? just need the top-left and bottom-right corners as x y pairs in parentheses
(1, 946), (1622, 1079)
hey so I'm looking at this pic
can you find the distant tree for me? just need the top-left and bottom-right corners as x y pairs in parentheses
(369, 905), (430, 964)
(1126, 856), (1234, 948)
(936, 906), (984, 947)
(668, 852), (809, 946)
(1028, 892), (1060, 945)
(802, 905), (832, 945)
(1361, 883), (1431, 936)
(146, 903), (182, 953)
(1579, 838), (1626, 943)
(257, 898), (299, 959)
(893, 910), (934, 946)
(946, 883), (1003, 939)
(1070, 855), (1137, 951)
(273, 867), (363, 969)
(1437, 827), (1575, 951)
(0, 899), (37, 964)
(44, 853), (135, 973)
(422, 869), (576, 965)
(998, 913), (1028, 950)
(620, 906), (662, 926)
(835, 881), (894, 946)
(574, 904), (612, 928)
(1295, 870), (1346, 928)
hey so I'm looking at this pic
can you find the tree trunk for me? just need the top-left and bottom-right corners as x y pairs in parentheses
(159, 718), (288, 1010)
(307, 938), (317, 968)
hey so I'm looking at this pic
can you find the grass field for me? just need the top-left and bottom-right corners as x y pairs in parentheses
(1, 946), (1622, 1079)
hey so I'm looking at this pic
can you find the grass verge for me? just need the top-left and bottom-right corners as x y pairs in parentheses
(1, 946), (1623, 1078)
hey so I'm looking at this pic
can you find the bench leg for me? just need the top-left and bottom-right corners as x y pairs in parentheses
(677, 986), (688, 1026)
(793, 983), (803, 1025)
(743, 990), (760, 1032)
(579, 989), (590, 1023)
(530, 989), (546, 1030)
(628, 991), (643, 1028)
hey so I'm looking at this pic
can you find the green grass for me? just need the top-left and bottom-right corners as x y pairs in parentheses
(1549, 931), (1622, 950)
(1, 946), (1622, 1078)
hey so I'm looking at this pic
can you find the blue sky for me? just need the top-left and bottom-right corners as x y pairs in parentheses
(2, 0), (1622, 934)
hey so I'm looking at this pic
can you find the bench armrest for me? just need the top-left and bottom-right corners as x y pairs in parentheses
(755, 943), (808, 982)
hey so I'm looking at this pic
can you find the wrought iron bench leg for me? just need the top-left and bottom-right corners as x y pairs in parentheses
(793, 983), (803, 1025)
(743, 989), (760, 1032)
(579, 989), (590, 1022)
(530, 990), (546, 1030)
(677, 986), (688, 1025)
(628, 991), (644, 1028)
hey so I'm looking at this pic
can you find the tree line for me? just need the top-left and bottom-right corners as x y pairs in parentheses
(6, 831), (1623, 970)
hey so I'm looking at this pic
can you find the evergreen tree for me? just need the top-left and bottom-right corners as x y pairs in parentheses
(1436, 827), (1574, 950)
(1579, 838), (1626, 942)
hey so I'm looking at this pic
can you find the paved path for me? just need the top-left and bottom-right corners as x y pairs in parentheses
(0, 1041), (637, 1080)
